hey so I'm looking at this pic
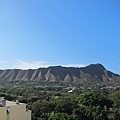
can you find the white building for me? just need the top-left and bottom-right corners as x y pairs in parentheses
(0, 97), (31, 120)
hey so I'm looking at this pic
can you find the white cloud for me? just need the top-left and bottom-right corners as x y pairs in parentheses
(62, 64), (86, 68)
(0, 60), (86, 69)
(13, 60), (86, 69)
(13, 60), (54, 69)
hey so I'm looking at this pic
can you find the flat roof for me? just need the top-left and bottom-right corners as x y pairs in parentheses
(6, 100), (23, 107)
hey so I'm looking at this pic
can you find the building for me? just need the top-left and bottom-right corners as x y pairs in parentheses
(0, 97), (31, 120)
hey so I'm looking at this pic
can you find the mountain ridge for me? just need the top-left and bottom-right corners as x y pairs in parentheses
(0, 63), (120, 82)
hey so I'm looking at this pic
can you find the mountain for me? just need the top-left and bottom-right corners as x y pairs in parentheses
(0, 63), (120, 82)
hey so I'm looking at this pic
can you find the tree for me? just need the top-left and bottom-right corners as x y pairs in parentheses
(48, 112), (78, 120)
(76, 92), (112, 120)
(77, 92), (112, 108)
(41, 101), (55, 113)
(55, 98), (78, 115)
(31, 100), (42, 117)
(109, 91), (120, 108)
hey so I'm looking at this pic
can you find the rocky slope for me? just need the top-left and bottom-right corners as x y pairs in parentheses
(0, 63), (120, 82)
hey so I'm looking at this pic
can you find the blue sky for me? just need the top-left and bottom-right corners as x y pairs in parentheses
(0, 0), (120, 73)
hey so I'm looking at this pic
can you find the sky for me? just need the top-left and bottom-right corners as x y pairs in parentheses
(0, 0), (120, 73)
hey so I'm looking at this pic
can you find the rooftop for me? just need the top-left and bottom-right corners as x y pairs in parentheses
(6, 100), (23, 107)
(0, 97), (24, 107)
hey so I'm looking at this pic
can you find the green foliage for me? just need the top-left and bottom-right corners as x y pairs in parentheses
(31, 100), (43, 117)
(76, 92), (113, 119)
(48, 112), (78, 120)
(109, 91), (120, 108)
(41, 101), (56, 113)
(77, 91), (112, 108)
(0, 92), (16, 101)
(55, 97), (78, 115)
(1, 80), (120, 120)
